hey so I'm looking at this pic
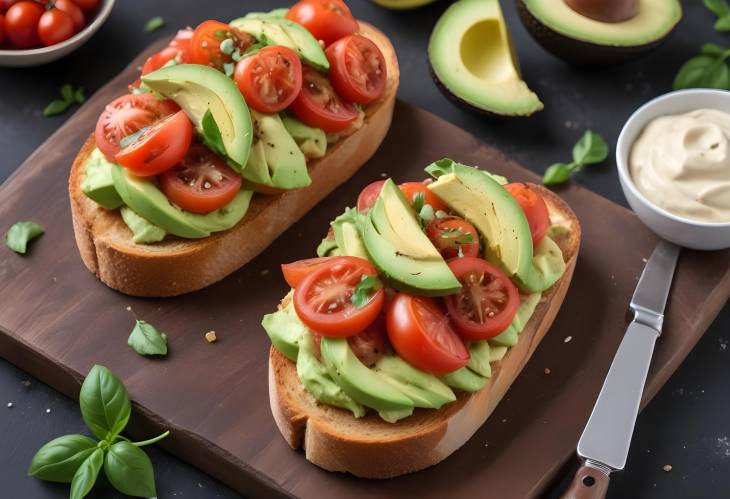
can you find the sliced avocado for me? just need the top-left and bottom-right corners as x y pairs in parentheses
(373, 356), (456, 409)
(320, 337), (414, 413)
(520, 235), (567, 292)
(242, 111), (311, 189)
(142, 64), (252, 168)
(297, 331), (366, 418)
(442, 366), (488, 392)
(429, 0), (543, 117)
(81, 148), (124, 210)
(229, 18), (329, 71)
(428, 162), (533, 285)
(378, 407), (415, 423)
(332, 208), (369, 260)
(120, 207), (166, 244)
(261, 293), (306, 362)
(518, 0), (681, 66)
(316, 237), (341, 257)
(242, 8), (288, 20)
(362, 180), (461, 296)
(490, 292), (541, 347)
(489, 345), (508, 362)
(282, 115), (327, 159)
(466, 341), (492, 378)
(490, 325), (518, 348)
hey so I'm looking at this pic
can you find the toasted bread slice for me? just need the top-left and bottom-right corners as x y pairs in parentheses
(268, 185), (581, 478)
(69, 22), (399, 297)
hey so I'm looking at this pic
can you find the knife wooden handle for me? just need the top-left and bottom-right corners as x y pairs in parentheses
(561, 463), (610, 499)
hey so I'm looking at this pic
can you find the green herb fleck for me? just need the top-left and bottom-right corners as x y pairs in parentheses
(351, 275), (383, 309)
(411, 191), (426, 213)
(201, 110), (226, 158)
(673, 44), (730, 91)
(144, 16), (165, 33)
(128, 320), (168, 356)
(43, 100), (70, 117)
(542, 131), (609, 186)
(5, 221), (44, 254)
(440, 227), (474, 245)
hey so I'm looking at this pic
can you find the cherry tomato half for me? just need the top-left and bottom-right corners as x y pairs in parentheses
(356, 179), (385, 212)
(290, 65), (359, 133)
(326, 34), (386, 104)
(115, 110), (193, 177)
(159, 143), (243, 214)
(445, 257), (519, 341)
(399, 182), (448, 213)
(191, 20), (255, 70)
(4, 1), (43, 48)
(504, 183), (550, 248)
(169, 27), (193, 62)
(281, 256), (341, 289)
(94, 93), (179, 160)
(54, 0), (84, 32)
(293, 256), (384, 337)
(286, 0), (358, 47)
(141, 45), (180, 76)
(234, 45), (303, 114)
(426, 217), (480, 260)
(386, 293), (469, 374)
(38, 8), (75, 47)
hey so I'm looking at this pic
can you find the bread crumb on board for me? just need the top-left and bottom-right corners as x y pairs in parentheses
(205, 331), (217, 343)
(663, 464), (673, 472)
(544, 368), (551, 375)
(564, 336), (573, 343)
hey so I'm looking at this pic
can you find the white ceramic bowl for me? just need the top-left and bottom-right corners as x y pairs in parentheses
(616, 89), (730, 250)
(0, 0), (115, 67)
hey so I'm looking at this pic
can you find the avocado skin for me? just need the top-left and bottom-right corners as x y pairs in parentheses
(516, 0), (674, 66)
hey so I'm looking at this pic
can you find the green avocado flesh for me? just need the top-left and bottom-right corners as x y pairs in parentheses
(120, 207), (166, 244)
(81, 149), (124, 210)
(332, 208), (369, 259)
(281, 114), (327, 159)
(490, 292), (541, 347)
(229, 17), (329, 71)
(429, 0), (542, 116)
(522, 0), (681, 47)
(361, 179), (461, 296)
(142, 64), (253, 169)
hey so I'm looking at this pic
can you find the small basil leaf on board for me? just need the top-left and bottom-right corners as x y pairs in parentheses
(128, 320), (168, 356)
(705, 0), (730, 17)
(673, 54), (730, 90)
(74, 87), (86, 104)
(572, 131), (609, 165)
(104, 441), (157, 498)
(69, 448), (103, 499)
(79, 365), (131, 441)
(60, 84), (75, 103)
(543, 163), (574, 186)
(201, 110), (227, 158)
(351, 275), (383, 308)
(28, 435), (98, 483)
(43, 99), (70, 117)
(5, 221), (44, 254)
(702, 43), (725, 57)
(717, 15), (730, 31)
(144, 16), (165, 33)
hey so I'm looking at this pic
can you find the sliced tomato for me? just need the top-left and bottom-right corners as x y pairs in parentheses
(356, 179), (385, 212)
(158, 143), (242, 214)
(191, 20), (255, 69)
(426, 217), (479, 260)
(281, 256), (340, 288)
(504, 183), (550, 248)
(94, 93), (179, 160)
(386, 293), (469, 374)
(141, 46), (180, 76)
(445, 257), (519, 341)
(398, 182), (448, 213)
(115, 111), (193, 177)
(326, 35), (386, 104)
(289, 65), (359, 133)
(169, 27), (193, 62)
(286, 0), (358, 46)
(293, 256), (384, 337)
(347, 313), (388, 367)
(234, 45), (303, 113)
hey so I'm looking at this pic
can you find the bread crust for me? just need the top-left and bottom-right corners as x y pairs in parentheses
(69, 22), (399, 297)
(268, 185), (581, 478)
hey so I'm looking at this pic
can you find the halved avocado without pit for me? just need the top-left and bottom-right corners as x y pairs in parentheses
(517, 0), (682, 66)
(428, 0), (543, 117)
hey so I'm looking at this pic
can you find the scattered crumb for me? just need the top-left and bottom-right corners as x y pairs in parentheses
(52, 277), (57, 282)
(380, 172), (387, 178)
(205, 331), (217, 343)
(484, 442), (489, 447)
(260, 269), (270, 276)
(297, 233), (303, 238)
(719, 338), (727, 351)
(564, 120), (573, 128)
(45, 408), (51, 414)
(716, 436), (730, 458)
(501, 418), (507, 423)
(126, 306), (132, 311)
(647, 449), (651, 453)
(544, 368), (551, 375)
(22, 380), (31, 388)
(663, 464), (673, 472)
(642, 257), (648, 263)
(198, 483), (204, 488)
(7, 402), (13, 408)
(564, 336), (573, 343)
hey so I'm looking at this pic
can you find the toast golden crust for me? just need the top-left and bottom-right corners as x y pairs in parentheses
(268, 185), (581, 478)
(69, 22), (399, 297)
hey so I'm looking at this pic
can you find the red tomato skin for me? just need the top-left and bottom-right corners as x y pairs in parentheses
(234, 45), (303, 114)
(54, 0), (84, 32)
(326, 35), (387, 104)
(289, 66), (359, 133)
(504, 183), (550, 248)
(38, 9), (75, 47)
(286, 0), (358, 46)
(4, 1), (43, 48)
(425, 217), (480, 260)
(281, 256), (340, 288)
(398, 182), (449, 213)
(141, 46), (180, 76)
(0, 14), (4, 44)
(356, 180), (385, 212)
(0, 1), (19, 15)
(71, 0), (98, 11)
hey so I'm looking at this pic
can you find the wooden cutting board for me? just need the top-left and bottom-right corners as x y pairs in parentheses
(1, 42), (730, 499)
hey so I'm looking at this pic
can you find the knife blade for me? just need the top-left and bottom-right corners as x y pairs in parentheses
(562, 240), (680, 499)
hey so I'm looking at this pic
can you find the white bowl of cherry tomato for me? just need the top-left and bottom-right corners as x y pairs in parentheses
(0, 0), (113, 67)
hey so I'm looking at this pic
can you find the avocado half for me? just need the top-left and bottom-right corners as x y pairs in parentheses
(517, 0), (682, 66)
(428, 0), (543, 117)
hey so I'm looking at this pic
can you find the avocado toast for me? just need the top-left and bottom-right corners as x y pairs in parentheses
(262, 159), (581, 478)
(70, 3), (399, 297)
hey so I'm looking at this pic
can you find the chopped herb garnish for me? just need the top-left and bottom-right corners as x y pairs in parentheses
(411, 192), (425, 213)
(144, 16), (165, 33)
(440, 227), (474, 245)
(351, 275), (383, 309)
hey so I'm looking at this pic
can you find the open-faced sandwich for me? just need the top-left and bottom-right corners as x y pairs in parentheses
(69, 0), (399, 297)
(263, 159), (581, 478)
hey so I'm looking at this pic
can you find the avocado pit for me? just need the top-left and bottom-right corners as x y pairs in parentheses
(563, 0), (638, 24)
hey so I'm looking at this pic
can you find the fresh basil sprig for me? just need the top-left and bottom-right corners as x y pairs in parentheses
(5, 221), (44, 254)
(352, 275), (383, 309)
(128, 320), (168, 356)
(543, 131), (609, 186)
(44, 84), (85, 117)
(705, 0), (730, 32)
(201, 110), (227, 158)
(29, 365), (169, 499)
(673, 43), (730, 91)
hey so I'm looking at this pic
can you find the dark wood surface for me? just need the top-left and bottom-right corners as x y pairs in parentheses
(2, 40), (730, 499)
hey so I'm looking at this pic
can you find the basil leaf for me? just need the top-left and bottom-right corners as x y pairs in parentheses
(28, 435), (98, 483)
(128, 320), (168, 356)
(351, 275), (383, 309)
(74, 87), (85, 104)
(43, 99), (70, 117)
(201, 110), (227, 158)
(572, 130), (609, 165)
(144, 16), (165, 33)
(411, 191), (425, 213)
(673, 54), (730, 90)
(60, 84), (75, 103)
(702, 43), (725, 57)
(79, 365), (131, 441)
(424, 158), (456, 178)
(104, 441), (157, 497)
(543, 163), (574, 186)
(705, 0), (730, 17)
(5, 221), (44, 254)
(69, 448), (103, 499)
